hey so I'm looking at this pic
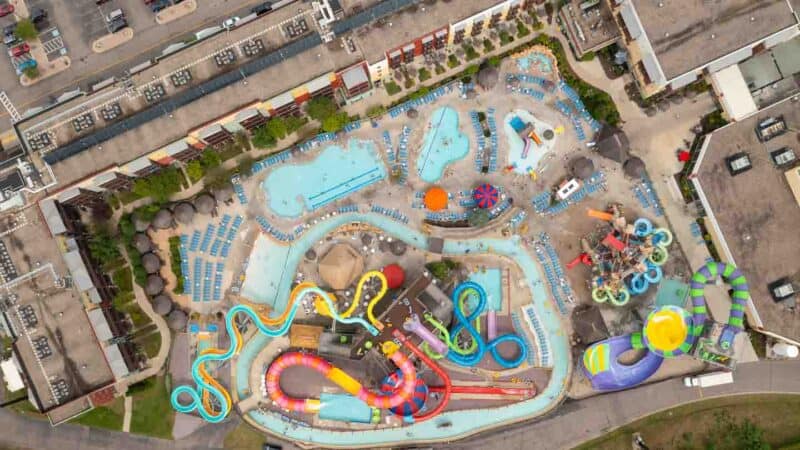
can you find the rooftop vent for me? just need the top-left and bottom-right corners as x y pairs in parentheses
(755, 116), (787, 142)
(725, 152), (752, 176)
(768, 278), (795, 302)
(770, 147), (797, 167)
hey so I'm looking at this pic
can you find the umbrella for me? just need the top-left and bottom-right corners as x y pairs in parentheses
(424, 187), (448, 211)
(380, 369), (428, 417)
(473, 183), (499, 209)
(382, 264), (405, 289)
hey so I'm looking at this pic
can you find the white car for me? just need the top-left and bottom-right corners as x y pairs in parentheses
(222, 16), (241, 29)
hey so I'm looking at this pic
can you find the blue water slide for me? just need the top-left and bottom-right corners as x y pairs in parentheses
(583, 334), (664, 391)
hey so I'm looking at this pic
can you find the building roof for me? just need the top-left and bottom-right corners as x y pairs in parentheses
(710, 65), (758, 121)
(627, 0), (798, 81)
(39, 199), (66, 236)
(318, 244), (364, 290)
(87, 308), (113, 342)
(340, 64), (370, 90)
(103, 344), (129, 380)
(692, 95), (800, 341)
(0, 359), (24, 392)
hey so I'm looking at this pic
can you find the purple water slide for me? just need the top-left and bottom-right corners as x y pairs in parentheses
(403, 314), (448, 356)
(583, 334), (664, 392)
(487, 310), (497, 341)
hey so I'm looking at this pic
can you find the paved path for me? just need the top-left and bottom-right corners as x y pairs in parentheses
(447, 360), (800, 450)
(122, 396), (132, 433)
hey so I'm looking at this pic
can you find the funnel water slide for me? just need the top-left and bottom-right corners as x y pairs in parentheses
(582, 334), (664, 391)
(171, 283), (378, 423)
(265, 351), (417, 412)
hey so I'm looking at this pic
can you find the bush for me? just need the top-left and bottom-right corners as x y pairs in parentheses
(15, 19), (38, 41)
(285, 115), (307, 133)
(434, 64), (445, 75)
(132, 167), (184, 203)
(403, 77), (415, 89)
(385, 81), (401, 95)
(500, 31), (514, 45)
(579, 51), (596, 62)
(321, 112), (349, 133)
(251, 126), (276, 149)
(418, 67), (431, 82)
(112, 267), (133, 293)
(366, 104), (387, 118)
(425, 259), (461, 281)
(168, 236), (183, 294)
(463, 44), (479, 61)
(701, 110), (728, 133)
(516, 20), (530, 38)
(265, 117), (288, 140)
(305, 96), (338, 121)
(464, 64), (480, 77)
(87, 228), (122, 269)
(447, 54), (460, 69)
(22, 66), (39, 79)
(483, 39), (495, 53)
(487, 55), (502, 67)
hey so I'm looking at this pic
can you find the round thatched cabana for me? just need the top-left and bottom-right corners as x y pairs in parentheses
(623, 157), (647, 179)
(406, 108), (419, 119)
(569, 157), (596, 179)
(212, 185), (234, 203)
(167, 310), (188, 331)
(152, 209), (173, 230)
(141, 253), (161, 274)
(133, 214), (150, 232)
(318, 244), (364, 290)
(390, 240), (407, 256)
(194, 194), (216, 215)
(152, 295), (172, 316)
(145, 275), (165, 296)
(132, 233), (152, 254)
(173, 202), (195, 225)
(477, 66), (499, 90)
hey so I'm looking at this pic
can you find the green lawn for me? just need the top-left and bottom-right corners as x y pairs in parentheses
(224, 422), (267, 450)
(134, 331), (162, 359)
(123, 303), (152, 329)
(129, 376), (174, 439)
(69, 397), (125, 431)
(575, 394), (800, 450)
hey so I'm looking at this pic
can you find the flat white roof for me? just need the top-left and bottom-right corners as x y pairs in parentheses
(1, 358), (24, 391)
(710, 65), (758, 121)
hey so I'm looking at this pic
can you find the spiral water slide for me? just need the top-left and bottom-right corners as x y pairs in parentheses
(265, 351), (417, 412)
(170, 282), (379, 423)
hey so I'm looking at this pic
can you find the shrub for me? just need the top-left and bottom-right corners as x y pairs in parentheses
(463, 44), (479, 61)
(168, 236), (183, 294)
(500, 31), (514, 45)
(305, 96), (338, 121)
(385, 81), (401, 95)
(487, 55), (502, 67)
(418, 67), (431, 82)
(22, 66), (39, 79)
(447, 54), (460, 68)
(516, 20), (530, 38)
(251, 126), (276, 149)
(579, 51), (596, 62)
(434, 64), (445, 75)
(15, 19), (38, 41)
(403, 77), (415, 89)
(483, 39), (495, 53)
(366, 105), (387, 118)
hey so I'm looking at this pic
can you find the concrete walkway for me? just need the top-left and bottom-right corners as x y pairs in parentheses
(122, 396), (132, 433)
(452, 359), (800, 450)
(120, 276), (172, 389)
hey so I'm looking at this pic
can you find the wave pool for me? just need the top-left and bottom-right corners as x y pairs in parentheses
(416, 107), (469, 183)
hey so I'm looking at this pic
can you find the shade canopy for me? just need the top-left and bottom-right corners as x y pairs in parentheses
(212, 184), (234, 203)
(145, 275), (165, 296)
(152, 210), (173, 229)
(473, 183), (499, 209)
(132, 233), (152, 253)
(477, 66), (500, 90)
(141, 252), (162, 274)
(623, 157), (646, 179)
(173, 202), (195, 224)
(382, 264), (406, 289)
(194, 194), (216, 214)
(424, 187), (448, 211)
(152, 295), (172, 316)
(318, 244), (364, 290)
(570, 157), (596, 179)
(167, 310), (188, 330)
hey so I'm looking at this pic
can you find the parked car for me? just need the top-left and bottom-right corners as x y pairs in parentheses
(150, 0), (170, 13)
(3, 25), (19, 47)
(221, 16), (241, 30)
(16, 57), (37, 75)
(106, 8), (123, 23)
(8, 43), (29, 57)
(108, 18), (127, 33)
(251, 2), (273, 16)
(0, 3), (14, 17)
(29, 7), (47, 23)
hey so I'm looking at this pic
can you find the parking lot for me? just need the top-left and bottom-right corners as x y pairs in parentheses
(0, 0), (293, 132)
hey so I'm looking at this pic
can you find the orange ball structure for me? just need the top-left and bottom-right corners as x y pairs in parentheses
(423, 187), (448, 211)
(382, 264), (406, 289)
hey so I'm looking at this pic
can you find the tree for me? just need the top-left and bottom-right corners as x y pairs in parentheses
(418, 68), (431, 82)
(305, 97), (338, 121)
(88, 228), (121, 268)
(234, 131), (251, 151)
(385, 81), (401, 95)
(186, 160), (204, 183)
(321, 112), (349, 133)
(22, 66), (39, 79)
(251, 126), (277, 149)
(284, 116), (307, 133)
(199, 149), (222, 169)
(132, 168), (183, 202)
(265, 117), (288, 140)
(425, 261), (451, 280)
(467, 209), (490, 228)
(366, 104), (387, 118)
(15, 19), (38, 41)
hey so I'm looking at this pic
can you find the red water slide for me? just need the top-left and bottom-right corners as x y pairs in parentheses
(392, 329), (452, 422)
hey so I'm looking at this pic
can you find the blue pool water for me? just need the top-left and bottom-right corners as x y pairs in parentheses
(236, 212), (571, 447)
(318, 393), (374, 424)
(468, 268), (503, 312)
(416, 107), (469, 183)
(516, 53), (552, 73)
(504, 109), (556, 174)
(262, 140), (385, 217)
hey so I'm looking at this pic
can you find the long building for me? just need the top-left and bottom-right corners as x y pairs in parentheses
(690, 94), (800, 345)
(608, 0), (800, 97)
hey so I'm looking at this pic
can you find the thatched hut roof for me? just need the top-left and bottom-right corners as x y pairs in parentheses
(145, 274), (165, 296)
(141, 252), (162, 274)
(406, 108), (419, 119)
(152, 209), (173, 230)
(133, 215), (150, 232)
(361, 233), (373, 246)
(477, 66), (499, 90)
(390, 240), (407, 256)
(569, 157), (596, 179)
(304, 249), (317, 261)
(167, 310), (188, 331)
(623, 157), (647, 179)
(132, 233), (152, 253)
(173, 202), (195, 225)
(152, 295), (172, 316)
(318, 244), (364, 290)
(194, 194), (216, 214)
(212, 185), (234, 203)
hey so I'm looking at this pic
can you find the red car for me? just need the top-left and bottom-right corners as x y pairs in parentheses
(9, 43), (29, 57)
(0, 3), (14, 17)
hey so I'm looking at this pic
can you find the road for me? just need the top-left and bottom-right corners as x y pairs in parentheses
(445, 360), (800, 450)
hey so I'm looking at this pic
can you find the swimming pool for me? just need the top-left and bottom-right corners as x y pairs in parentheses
(235, 212), (571, 447)
(468, 268), (503, 312)
(504, 109), (556, 174)
(416, 107), (469, 183)
(516, 53), (553, 73)
(262, 140), (386, 217)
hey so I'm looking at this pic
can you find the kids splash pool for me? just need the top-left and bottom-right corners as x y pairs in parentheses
(262, 140), (386, 217)
(504, 109), (556, 174)
(235, 212), (571, 447)
(416, 107), (469, 183)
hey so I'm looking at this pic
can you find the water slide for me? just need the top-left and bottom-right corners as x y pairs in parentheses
(429, 385), (536, 398)
(582, 334), (664, 391)
(171, 282), (379, 423)
(339, 271), (388, 319)
(265, 351), (417, 412)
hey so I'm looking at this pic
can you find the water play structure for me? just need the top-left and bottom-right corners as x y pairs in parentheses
(575, 207), (672, 306)
(582, 261), (750, 391)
